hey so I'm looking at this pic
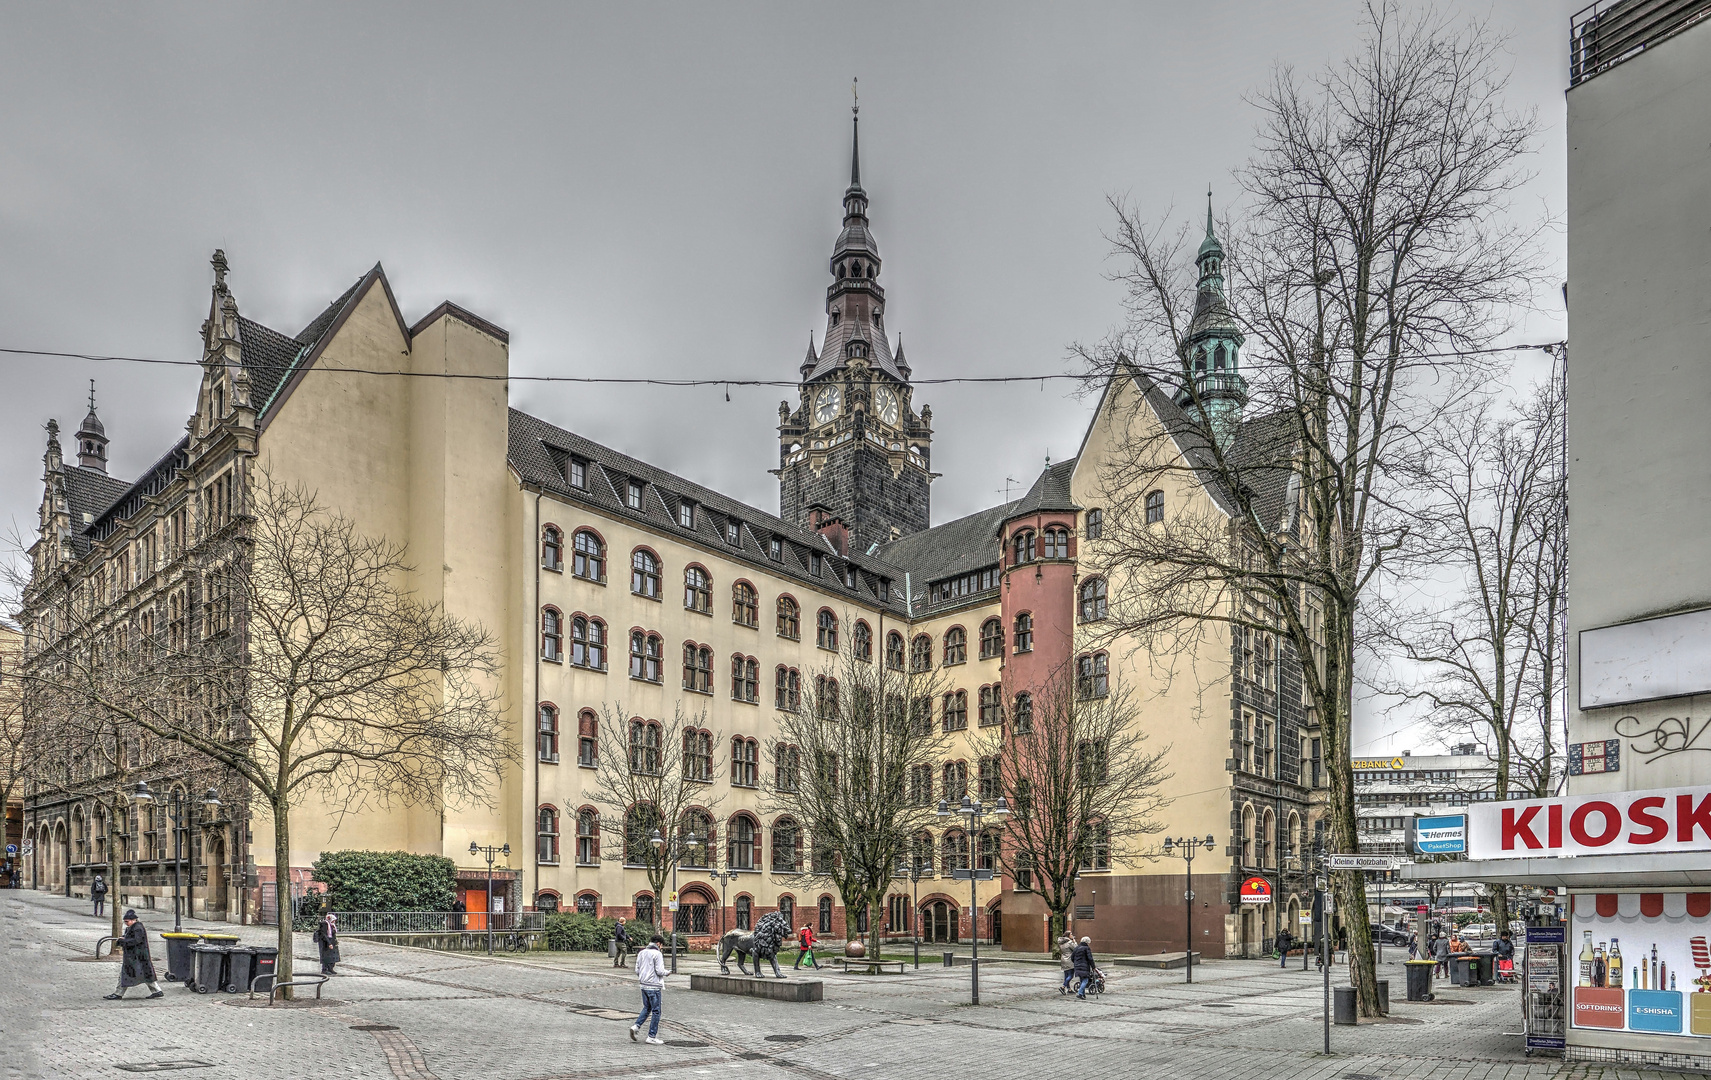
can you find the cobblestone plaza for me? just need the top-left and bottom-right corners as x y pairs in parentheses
(3, 889), (1693, 1080)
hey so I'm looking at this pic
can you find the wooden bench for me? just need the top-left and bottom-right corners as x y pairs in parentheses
(834, 958), (906, 975)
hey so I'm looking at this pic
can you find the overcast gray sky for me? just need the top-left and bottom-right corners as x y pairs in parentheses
(0, 1), (1576, 752)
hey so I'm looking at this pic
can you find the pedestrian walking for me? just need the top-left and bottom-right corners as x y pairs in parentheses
(91, 874), (108, 917)
(1432, 933), (1450, 977)
(1058, 933), (1076, 993)
(1407, 933), (1418, 960)
(1072, 936), (1096, 999)
(630, 933), (668, 1045)
(104, 910), (163, 1000)
(314, 913), (340, 975)
(613, 916), (631, 968)
(1276, 928), (1293, 968)
(792, 924), (819, 970)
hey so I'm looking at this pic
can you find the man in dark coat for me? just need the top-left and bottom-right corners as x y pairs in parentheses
(91, 875), (108, 917)
(1276, 929), (1293, 968)
(612, 916), (631, 968)
(313, 913), (340, 975)
(1072, 936), (1096, 999)
(105, 910), (162, 999)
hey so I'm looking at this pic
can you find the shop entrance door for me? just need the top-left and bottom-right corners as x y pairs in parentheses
(922, 900), (959, 943)
(464, 888), (488, 931)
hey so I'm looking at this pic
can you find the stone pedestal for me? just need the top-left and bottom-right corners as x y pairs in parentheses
(689, 973), (824, 1002)
(1113, 951), (1201, 970)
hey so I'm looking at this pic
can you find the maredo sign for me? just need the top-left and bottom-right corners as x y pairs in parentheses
(1469, 785), (1711, 860)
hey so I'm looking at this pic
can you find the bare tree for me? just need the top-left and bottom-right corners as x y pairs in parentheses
(1082, 3), (1541, 1014)
(42, 473), (514, 994)
(765, 644), (948, 958)
(1378, 360), (1566, 929)
(974, 664), (1170, 950)
(582, 701), (723, 927)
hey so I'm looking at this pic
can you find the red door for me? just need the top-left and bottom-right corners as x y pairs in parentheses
(464, 888), (488, 931)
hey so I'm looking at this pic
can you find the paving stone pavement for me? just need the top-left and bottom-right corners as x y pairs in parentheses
(5, 888), (1709, 1080)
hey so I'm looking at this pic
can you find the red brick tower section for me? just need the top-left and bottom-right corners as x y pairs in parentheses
(998, 507), (1079, 701)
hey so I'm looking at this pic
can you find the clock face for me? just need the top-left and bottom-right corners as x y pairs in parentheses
(814, 385), (842, 424)
(873, 386), (900, 426)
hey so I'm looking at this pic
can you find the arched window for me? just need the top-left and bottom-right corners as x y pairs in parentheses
(635, 893), (656, 926)
(1012, 692), (1033, 734)
(630, 631), (663, 682)
(774, 666), (801, 711)
(941, 830), (969, 873)
(1241, 804), (1256, 866)
(1079, 819), (1110, 870)
(537, 806), (560, 863)
(942, 760), (968, 801)
(541, 608), (563, 661)
(541, 525), (562, 571)
(681, 810), (714, 868)
(1012, 530), (1036, 564)
(853, 620), (872, 662)
(942, 690), (967, 732)
(776, 596), (800, 640)
(885, 631), (906, 671)
(1261, 808), (1276, 868)
(1076, 652), (1109, 698)
(772, 818), (802, 872)
(909, 634), (932, 672)
(1079, 577), (1107, 622)
(728, 815), (757, 870)
(572, 529), (605, 580)
(777, 895), (794, 926)
(814, 674), (840, 719)
(577, 710), (598, 766)
(1076, 738), (1109, 786)
(576, 893), (598, 915)
(1013, 612), (1033, 654)
(1287, 812), (1302, 862)
(816, 609), (838, 650)
(1043, 527), (1069, 559)
(735, 895), (753, 930)
(623, 805), (658, 866)
(732, 581), (758, 627)
(537, 704), (559, 762)
(977, 756), (1000, 801)
(978, 685), (1003, 727)
(731, 655), (759, 703)
(731, 737), (759, 787)
(774, 743), (801, 792)
(682, 728), (712, 781)
(1194, 347), (1207, 374)
(571, 616), (606, 669)
(912, 830), (935, 874)
(536, 891), (561, 913)
(818, 895), (833, 934)
(1145, 490), (1164, 524)
(978, 828), (1001, 872)
(684, 566), (711, 613)
(943, 627), (966, 666)
(630, 549), (661, 599)
(979, 618), (1003, 659)
(682, 643), (713, 693)
(629, 718), (662, 775)
(1214, 343), (1227, 371)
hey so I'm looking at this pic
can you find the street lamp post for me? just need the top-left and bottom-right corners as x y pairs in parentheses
(895, 858), (930, 969)
(650, 827), (704, 975)
(134, 783), (222, 934)
(467, 841), (511, 955)
(708, 866), (735, 938)
(1162, 835), (1217, 984)
(936, 793), (1008, 1005)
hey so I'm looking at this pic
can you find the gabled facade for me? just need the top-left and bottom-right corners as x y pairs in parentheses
(19, 118), (1323, 959)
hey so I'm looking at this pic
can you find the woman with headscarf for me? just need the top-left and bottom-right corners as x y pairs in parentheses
(313, 912), (340, 975)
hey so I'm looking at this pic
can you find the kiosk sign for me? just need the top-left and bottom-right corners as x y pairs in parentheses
(1469, 785), (1711, 860)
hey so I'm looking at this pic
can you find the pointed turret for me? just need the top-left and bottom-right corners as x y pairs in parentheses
(74, 380), (109, 473)
(801, 333), (818, 377)
(893, 334), (910, 378)
(1175, 190), (1247, 446)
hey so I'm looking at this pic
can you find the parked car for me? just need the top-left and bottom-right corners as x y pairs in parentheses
(1373, 924), (1412, 946)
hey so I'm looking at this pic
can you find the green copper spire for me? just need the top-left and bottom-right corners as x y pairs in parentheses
(1198, 186), (1223, 260)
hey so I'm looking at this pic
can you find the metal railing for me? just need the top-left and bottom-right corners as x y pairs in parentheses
(329, 910), (544, 934)
(1570, 0), (1711, 85)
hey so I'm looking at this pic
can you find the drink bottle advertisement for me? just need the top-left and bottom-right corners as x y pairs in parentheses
(1570, 893), (1711, 1037)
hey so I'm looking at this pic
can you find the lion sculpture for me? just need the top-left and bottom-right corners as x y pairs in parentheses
(717, 910), (794, 978)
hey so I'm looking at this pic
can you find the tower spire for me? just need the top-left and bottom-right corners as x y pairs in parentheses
(849, 77), (862, 192)
(75, 379), (109, 473)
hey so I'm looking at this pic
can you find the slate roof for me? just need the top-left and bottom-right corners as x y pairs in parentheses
(876, 501), (1012, 589)
(1006, 458), (1080, 519)
(244, 272), (367, 417)
(59, 465), (132, 553)
(507, 409), (911, 614)
(805, 319), (904, 383)
(85, 438), (191, 544)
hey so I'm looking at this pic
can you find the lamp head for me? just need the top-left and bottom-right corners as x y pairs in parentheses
(958, 795), (974, 816)
(202, 788), (222, 811)
(935, 799), (949, 818)
(132, 781), (153, 804)
(1163, 836), (1174, 853)
(501, 843), (510, 857)
(650, 828), (664, 849)
(1205, 834), (1215, 848)
(993, 796), (1010, 816)
(468, 841), (478, 855)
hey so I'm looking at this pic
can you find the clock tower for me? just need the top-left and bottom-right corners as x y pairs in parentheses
(777, 106), (933, 552)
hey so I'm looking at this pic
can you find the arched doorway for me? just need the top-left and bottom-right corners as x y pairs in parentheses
(1240, 906), (1255, 958)
(53, 820), (69, 893)
(675, 886), (713, 936)
(203, 832), (228, 921)
(921, 899), (958, 943)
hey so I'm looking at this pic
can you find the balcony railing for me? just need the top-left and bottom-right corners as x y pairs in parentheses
(1570, 0), (1711, 85)
(330, 910), (545, 934)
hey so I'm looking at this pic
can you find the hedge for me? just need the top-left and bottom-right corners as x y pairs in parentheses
(543, 914), (688, 953)
(311, 850), (458, 913)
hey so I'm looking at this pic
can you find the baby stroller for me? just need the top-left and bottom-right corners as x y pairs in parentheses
(1087, 966), (1106, 995)
(1496, 958), (1516, 984)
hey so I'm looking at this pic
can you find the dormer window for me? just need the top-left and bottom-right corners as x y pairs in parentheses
(810, 552), (822, 577)
(726, 521), (741, 546)
(625, 480), (644, 511)
(830, 310), (841, 327)
(567, 458), (587, 489)
(873, 311), (882, 329)
(768, 537), (783, 561)
(678, 501), (695, 529)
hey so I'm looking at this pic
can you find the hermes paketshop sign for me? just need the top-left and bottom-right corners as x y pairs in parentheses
(1469, 786), (1711, 860)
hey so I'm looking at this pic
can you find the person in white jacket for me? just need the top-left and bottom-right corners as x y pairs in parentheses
(631, 934), (669, 1045)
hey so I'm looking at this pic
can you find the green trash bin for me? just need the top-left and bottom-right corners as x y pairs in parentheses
(160, 932), (199, 983)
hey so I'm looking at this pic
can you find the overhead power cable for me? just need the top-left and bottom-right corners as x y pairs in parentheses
(0, 341), (1565, 389)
